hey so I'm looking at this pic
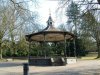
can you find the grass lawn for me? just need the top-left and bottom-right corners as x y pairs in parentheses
(0, 58), (28, 62)
(0, 59), (7, 62)
(81, 52), (99, 60)
(81, 57), (97, 60)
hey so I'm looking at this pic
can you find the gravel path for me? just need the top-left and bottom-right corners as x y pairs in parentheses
(0, 60), (100, 75)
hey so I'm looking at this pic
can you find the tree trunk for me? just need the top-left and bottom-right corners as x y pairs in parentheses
(0, 48), (2, 59)
(0, 42), (2, 59)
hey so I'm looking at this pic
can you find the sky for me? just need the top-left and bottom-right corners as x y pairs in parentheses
(29, 0), (100, 27)
(29, 0), (67, 27)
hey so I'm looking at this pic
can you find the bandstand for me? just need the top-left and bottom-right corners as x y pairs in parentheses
(25, 15), (76, 66)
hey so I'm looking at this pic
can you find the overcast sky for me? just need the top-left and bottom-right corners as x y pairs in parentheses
(29, 0), (67, 27)
(29, 0), (100, 27)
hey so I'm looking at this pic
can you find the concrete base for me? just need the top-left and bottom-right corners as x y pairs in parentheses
(67, 57), (77, 64)
(29, 58), (51, 66)
(29, 57), (77, 66)
(29, 57), (66, 66)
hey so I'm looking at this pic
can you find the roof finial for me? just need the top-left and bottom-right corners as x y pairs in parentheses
(49, 8), (51, 16)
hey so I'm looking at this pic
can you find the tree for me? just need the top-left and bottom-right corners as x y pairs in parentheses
(15, 37), (29, 56)
(66, 1), (80, 34)
(1, 40), (12, 57)
(81, 10), (100, 58)
(65, 1), (85, 57)
(0, 11), (8, 59)
(0, 0), (39, 59)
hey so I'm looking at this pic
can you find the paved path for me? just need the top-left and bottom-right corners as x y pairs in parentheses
(0, 60), (100, 75)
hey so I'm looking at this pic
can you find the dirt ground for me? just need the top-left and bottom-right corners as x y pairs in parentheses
(0, 59), (100, 75)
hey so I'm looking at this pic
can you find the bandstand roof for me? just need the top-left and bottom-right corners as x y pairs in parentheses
(25, 15), (75, 42)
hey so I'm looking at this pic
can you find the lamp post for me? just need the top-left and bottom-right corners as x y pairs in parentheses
(23, 63), (29, 75)
(97, 0), (100, 4)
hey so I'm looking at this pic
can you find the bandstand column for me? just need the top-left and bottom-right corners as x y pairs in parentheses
(67, 41), (70, 57)
(64, 35), (67, 57)
(28, 40), (31, 63)
(64, 34), (67, 64)
(73, 39), (76, 57)
(43, 34), (47, 59)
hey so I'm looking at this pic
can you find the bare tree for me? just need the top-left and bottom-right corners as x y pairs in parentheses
(0, 0), (39, 59)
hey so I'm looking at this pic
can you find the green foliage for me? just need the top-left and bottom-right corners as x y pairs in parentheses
(1, 38), (29, 57)
(1, 40), (13, 57)
(75, 39), (86, 56)
(66, 39), (86, 57)
(28, 42), (65, 57)
(14, 38), (29, 56)
(50, 42), (64, 56)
